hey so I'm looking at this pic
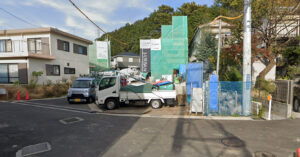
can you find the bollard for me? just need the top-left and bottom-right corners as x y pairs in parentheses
(267, 94), (272, 120)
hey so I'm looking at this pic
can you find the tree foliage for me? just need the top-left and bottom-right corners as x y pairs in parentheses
(196, 31), (217, 67)
(98, 3), (218, 56)
(218, 0), (300, 80)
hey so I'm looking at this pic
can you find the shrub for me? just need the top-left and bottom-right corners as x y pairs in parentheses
(255, 78), (275, 93)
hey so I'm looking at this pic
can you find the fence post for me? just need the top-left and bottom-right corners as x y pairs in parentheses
(235, 91), (238, 107)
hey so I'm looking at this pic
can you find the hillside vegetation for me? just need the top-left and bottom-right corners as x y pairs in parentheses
(98, 2), (219, 56)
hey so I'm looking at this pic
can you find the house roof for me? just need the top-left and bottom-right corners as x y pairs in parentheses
(113, 52), (139, 58)
(0, 27), (93, 44)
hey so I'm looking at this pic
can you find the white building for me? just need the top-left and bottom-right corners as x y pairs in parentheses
(0, 27), (92, 84)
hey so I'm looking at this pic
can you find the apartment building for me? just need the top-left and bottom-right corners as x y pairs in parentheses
(0, 27), (92, 84)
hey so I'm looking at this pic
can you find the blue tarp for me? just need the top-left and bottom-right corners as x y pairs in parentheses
(186, 63), (203, 95)
(209, 75), (218, 112)
(179, 64), (186, 78)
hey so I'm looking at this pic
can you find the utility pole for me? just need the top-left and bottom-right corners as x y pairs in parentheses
(216, 18), (222, 76)
(243, 0), (252, 115)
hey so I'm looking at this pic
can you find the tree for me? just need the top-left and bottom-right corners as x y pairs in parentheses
(196, 30), (218, 71)
(217, 0), (300, 80)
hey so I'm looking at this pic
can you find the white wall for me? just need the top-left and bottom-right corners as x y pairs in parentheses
(252, 60), (276, 83)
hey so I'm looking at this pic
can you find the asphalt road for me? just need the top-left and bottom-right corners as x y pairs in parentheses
(0, 100), (300, 157)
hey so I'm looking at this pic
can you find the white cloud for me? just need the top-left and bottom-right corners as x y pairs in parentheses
(1, 0), (157, 39)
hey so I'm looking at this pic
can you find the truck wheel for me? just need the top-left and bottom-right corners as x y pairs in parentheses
(106, 99), (118, 110)
(294, 98), (299, 112)
(151, 100), (161, 109)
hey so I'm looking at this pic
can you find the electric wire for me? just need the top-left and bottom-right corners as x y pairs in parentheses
(0, 7), (39, 27)
(68, 0), (128, 45)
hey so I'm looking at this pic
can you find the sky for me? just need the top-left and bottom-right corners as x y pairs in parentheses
(0, 0), (214, 40)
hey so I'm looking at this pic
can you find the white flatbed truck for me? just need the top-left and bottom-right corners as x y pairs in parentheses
(95, 76), (176, 110)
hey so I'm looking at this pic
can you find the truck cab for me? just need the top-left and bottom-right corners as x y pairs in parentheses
(95, 76), (120, 109)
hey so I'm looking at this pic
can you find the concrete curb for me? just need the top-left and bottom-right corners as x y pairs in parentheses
(102, 113), (254, 120)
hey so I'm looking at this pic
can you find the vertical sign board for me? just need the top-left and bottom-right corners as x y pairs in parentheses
(140, 40), (151, 73)
(96, 41), (108, 62)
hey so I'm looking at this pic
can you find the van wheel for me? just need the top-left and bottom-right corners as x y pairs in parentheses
(86, 97), (93, 103)
(294, 98), (299, 112)
(151, 100), (161, 109)
(106, 99), (118, 110)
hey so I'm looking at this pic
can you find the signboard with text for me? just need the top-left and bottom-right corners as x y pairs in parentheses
(96, 41), (108, 60)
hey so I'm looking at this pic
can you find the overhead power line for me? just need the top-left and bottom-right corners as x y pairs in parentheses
(68, 0), (128, 45)
(0, 7), (38, 27)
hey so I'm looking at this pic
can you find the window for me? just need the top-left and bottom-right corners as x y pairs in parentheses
(28, 38), (42, 54)
(71, 80), (91, 88)
(73, 44), (87, 55)
(99, 77), (116, 90)
(57, 39), (69, 52)
(129, 58), (133, 62)
(0, 64), (19, 83)
(46, 64), (60, 76)
(0, 39), (12, 52)
(64, 67), (75, 74)
(117, 57), (123, 62)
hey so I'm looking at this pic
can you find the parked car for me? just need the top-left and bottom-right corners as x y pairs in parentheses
(293, 75), (300, 112)
(67, 77), (99, 104)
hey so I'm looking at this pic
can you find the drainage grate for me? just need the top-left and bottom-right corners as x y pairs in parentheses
(16, 142), (51, 157)
(59, 117), (84, 124)
(254, 151), (276, 157)
(221, 137), (245, 147)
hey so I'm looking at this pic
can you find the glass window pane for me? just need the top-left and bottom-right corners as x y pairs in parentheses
(29, 39), (36, 53)
(0, 64), (8, 83)
(0, 40), (5, 52)
(109, 78), (116, 86)
(9, 64), (18, 77)
(53, 66), (60, 75)
(36, 39), (42, 52)
(99, 78), (110, 89)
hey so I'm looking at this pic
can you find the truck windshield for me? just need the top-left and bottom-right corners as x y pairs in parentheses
(72, 80), (91, 88)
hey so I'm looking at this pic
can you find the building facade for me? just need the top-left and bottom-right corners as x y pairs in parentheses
(111, 52), (139, 70)
(0, 27), (92, 84)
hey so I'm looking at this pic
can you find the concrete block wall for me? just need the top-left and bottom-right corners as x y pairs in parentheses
(254, 98), (292, 119)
